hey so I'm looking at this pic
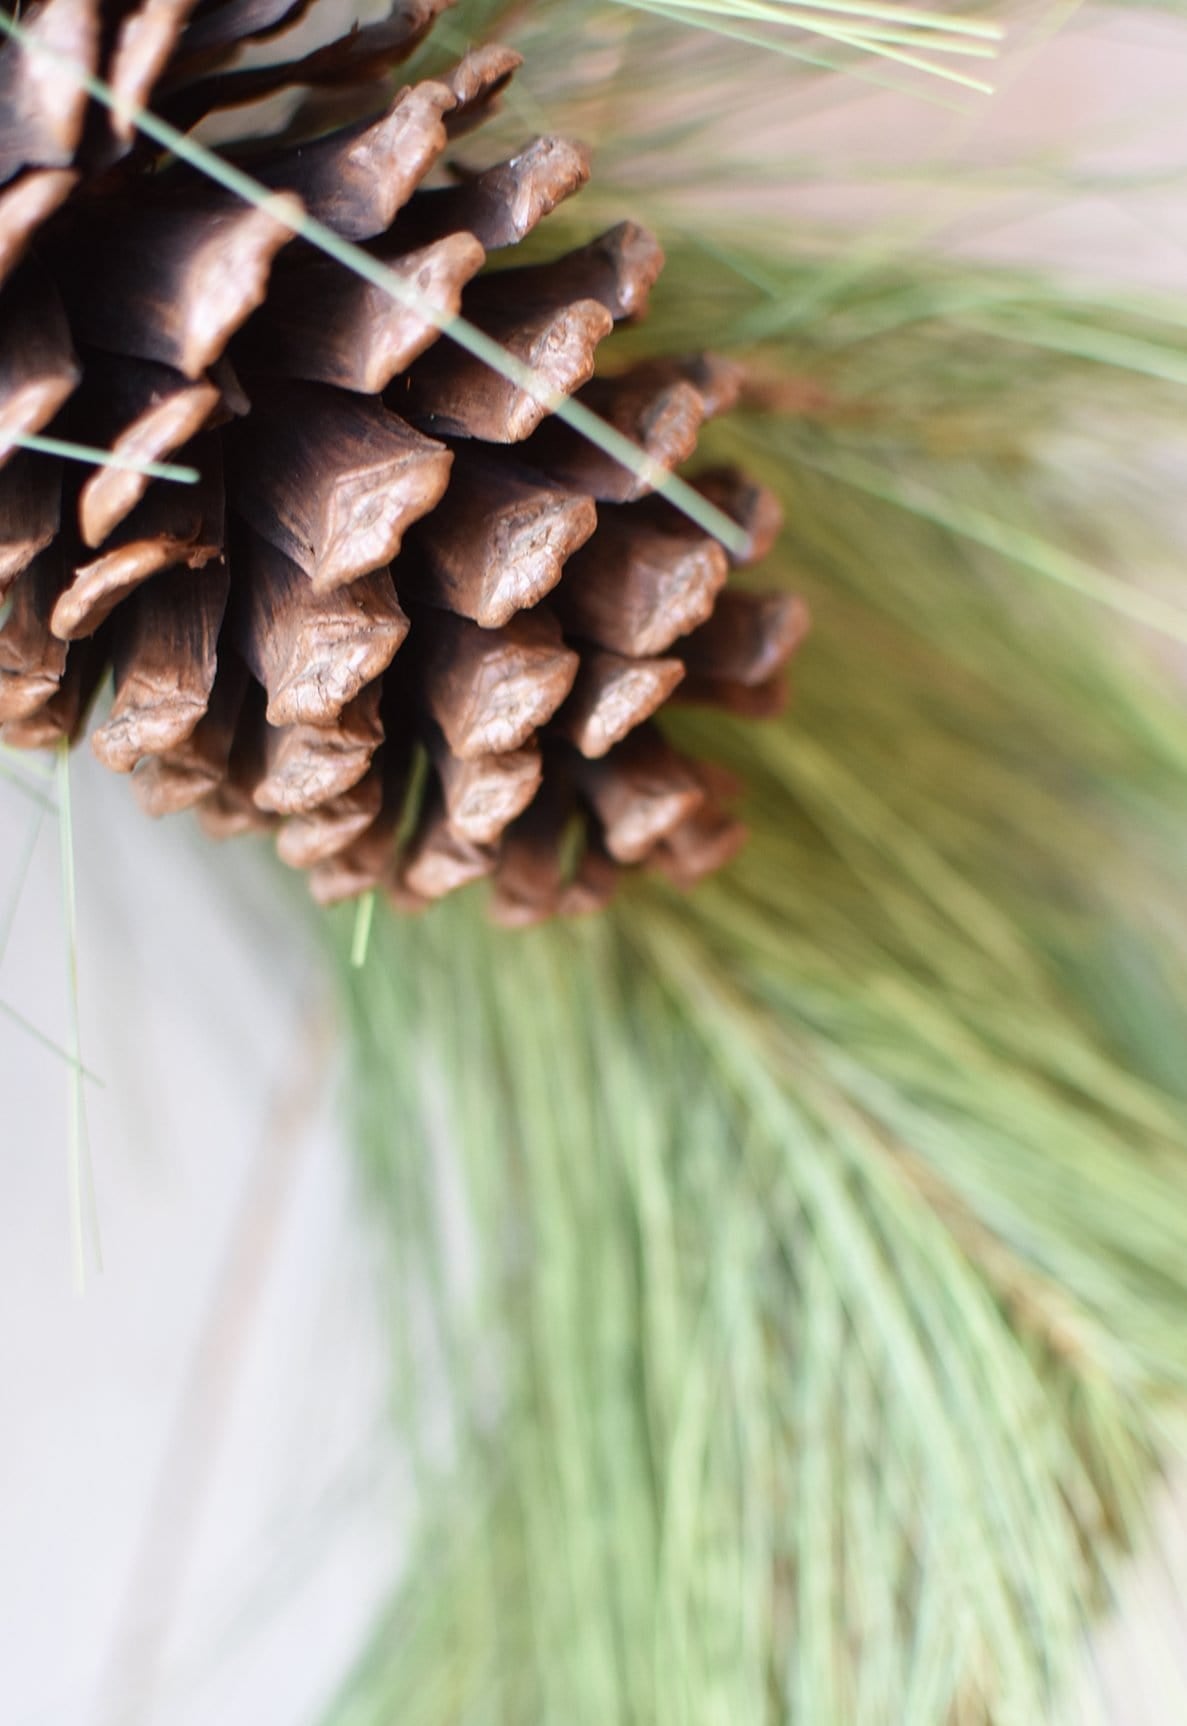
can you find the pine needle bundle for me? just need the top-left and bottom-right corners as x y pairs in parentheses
(329, 331), (1187, 1720)
(322, 9), (1187, 1725)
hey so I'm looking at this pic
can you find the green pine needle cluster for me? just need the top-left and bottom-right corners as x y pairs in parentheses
(328, 555), (1187, 1722)
(320, 7), (1187, 1722)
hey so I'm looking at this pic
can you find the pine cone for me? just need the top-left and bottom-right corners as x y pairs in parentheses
(0, 0), (808, 923)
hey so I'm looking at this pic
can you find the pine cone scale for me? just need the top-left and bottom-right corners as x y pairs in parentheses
(432, 735), (543, 847)
(402, 452), (598, 629)
(107, 0), (199, 146)
(51, 192), (301, 377)
(418, 607), (580, 762)
(0, 0), (98, 181)
(0, 453), (59, 589)
(225, 387), (452, 591)
(155, 0), (448, 135)
(0, 263), (80, 456)
(2, 627), (104, 748)
(554, 513), (730, 657)
(75, 360), (223, 548)
(136, 645), (246, 813)
(555, 648), (686, 760)
(574, 727), (706, 864)
(0, 169), (76, 287)
(252, 81), (455, 242)
(400, 136), (591, 254)
(51, 443), (223, 640)
(400, 296), (615, 443)
(0, 548), (69, 719)
(91, 556), (229, 769)
(254, 681), (381, 814)
(275, 766), (384, 867)
(234, 535), (410, 728)
(240, 232), (486, 394)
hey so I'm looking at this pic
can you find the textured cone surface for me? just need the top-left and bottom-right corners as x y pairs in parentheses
(0, 0), (806, 919)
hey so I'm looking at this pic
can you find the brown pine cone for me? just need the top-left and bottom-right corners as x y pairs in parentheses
(0, 0), (808, 924)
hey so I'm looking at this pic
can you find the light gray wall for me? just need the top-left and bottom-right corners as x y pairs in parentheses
(1, 757), (400, 1726)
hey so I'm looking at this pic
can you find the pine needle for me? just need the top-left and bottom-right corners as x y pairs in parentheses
(636, 0), (1004, 38)
(0, 805), (44, 969)
(791, 440), (1187, 643)
(625, 0), (1000, 91)
(0, 997), (103, 1086)
(0, 746), (58, 811)
(351, 893), (377, 970)
(4, 433), (199, 484)
(56, 744), (100, 1288)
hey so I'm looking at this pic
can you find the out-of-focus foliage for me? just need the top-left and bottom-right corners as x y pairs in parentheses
(325, 8), (1187, 1723)
(326, 211), (1187, 1726)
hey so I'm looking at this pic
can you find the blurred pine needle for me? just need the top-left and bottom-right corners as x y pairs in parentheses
(321, 4), (1187, 1723)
